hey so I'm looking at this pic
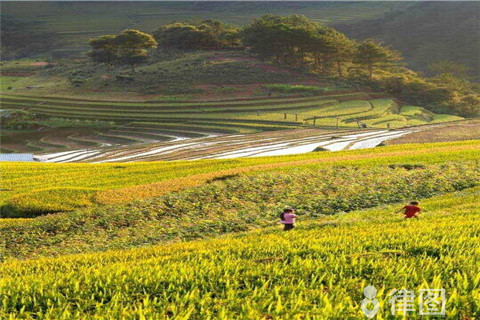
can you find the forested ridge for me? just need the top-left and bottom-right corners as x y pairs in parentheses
(336, 1), (480, 79)
(86, 15), (479, 117)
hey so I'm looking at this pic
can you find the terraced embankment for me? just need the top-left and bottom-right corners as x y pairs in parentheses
(1, 92), (461, 129)
(1, 91), (463, 157)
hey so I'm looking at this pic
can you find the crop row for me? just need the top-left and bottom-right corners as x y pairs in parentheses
(1, 188), (478, 318)
(0, 100), (339, 117)
(0, 92), (364, 109)
(2, 161), (478, 253)
(1, 140), (479, 216)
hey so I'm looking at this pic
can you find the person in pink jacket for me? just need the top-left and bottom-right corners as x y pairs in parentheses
(280, 208), (298, 231)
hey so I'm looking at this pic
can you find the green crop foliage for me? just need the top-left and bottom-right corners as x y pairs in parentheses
(0, 93), (463, 130)
(265, 84), (331, 94)
(0, 139), (478, 318)
(400, 106), (426, 116)
(239, 98), (463, 129)
(431, 114), (464, 123)
(1, 188), (479, 319)
(2, 161), (478, 258)
(1, 140), (478, 216)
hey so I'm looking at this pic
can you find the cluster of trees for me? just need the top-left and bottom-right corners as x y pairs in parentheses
(242, 15), (401, 78)
(370, 60), (480, 116)
(241, 15), (478, 116)
(87, 15), (478, 116)
(89, 29), (157, 72)
(337, 2), (480, 79)
(153, 19), (241, 50)
(89, 15), (398, 78)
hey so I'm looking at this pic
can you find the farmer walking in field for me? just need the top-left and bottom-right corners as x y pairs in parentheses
(396, 201), (422, 219)
(280, 208), (298, 231)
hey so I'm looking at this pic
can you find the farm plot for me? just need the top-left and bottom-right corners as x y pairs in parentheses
(1, 188), (479, 318)
(0, 122), (220, 155)
(37, 123), (442, 163)
(1, 92), (464, 158)
(1, 93), (460, 129)
(237, 98), (461, 129)
(387, 120), (480, 145)
(1, 140), (478, 217)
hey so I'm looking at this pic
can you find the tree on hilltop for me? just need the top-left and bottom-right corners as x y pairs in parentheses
(88, 29), (157, 72)
(354, 39), (402, 78)
(242, 15), (319, 65)
(310, 28), (356, 76)
(88, 35), (118, 68)
(153, 20), (240, 50)
(115, 29), (157, 72)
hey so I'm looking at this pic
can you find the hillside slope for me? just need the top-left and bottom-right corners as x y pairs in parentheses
(336, 2), (480, 78)
(2, 188), (479, 319)
(2, 139), (478, 214)
(1, 50), (464, 156)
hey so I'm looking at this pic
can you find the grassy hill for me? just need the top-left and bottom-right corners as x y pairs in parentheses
(1, 138), (479, 318)
(1, 184), (479, 318)
(0, 51), (464, 154)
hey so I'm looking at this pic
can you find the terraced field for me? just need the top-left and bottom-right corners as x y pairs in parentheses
(2, 140), (478, 217)
(1, 141), (479, 318)
(0, 123), (217, 154)
(0, 91), (463, 156)
(0, 92), (364, 121)
(38, 128), (419, 163)
(1, 93), (461, 127)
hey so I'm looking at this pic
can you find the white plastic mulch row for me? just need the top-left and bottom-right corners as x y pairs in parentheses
(348, 132), (410, 149)
(249, 130), (406, 157)
(38, 129), (412, 163)
(94, 143), (196, 163)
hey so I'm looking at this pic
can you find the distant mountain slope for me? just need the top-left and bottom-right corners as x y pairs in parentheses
(336, 2), (480, 78)
(1, 1), (403, 58)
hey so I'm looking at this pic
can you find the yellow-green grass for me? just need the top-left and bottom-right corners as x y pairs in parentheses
(1, 140), (479, 216)
(241, 100), (371, 122)
(400, 106), (426, 116)
(431, 114), (464, 123)
(1, 92), (360, 107)
(2, 161), (477, 257)
(1, 189), (478, 319)
(0, 99), (338, 115)
(237, 98), (457, 129)
(0, 76), (24, 91)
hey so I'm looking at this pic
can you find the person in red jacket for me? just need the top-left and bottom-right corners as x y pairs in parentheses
(396, 201), (421, 219)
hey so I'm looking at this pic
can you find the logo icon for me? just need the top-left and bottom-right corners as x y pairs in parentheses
(419, 289), (446, 315)
(361, 285), (380, 318)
